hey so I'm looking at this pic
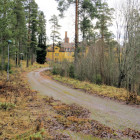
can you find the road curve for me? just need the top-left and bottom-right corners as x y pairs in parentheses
(27, 68), (140, 131)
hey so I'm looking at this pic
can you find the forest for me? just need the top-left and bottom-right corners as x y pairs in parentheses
(0, 0), (140, 139)
(0, 0), (47, 69)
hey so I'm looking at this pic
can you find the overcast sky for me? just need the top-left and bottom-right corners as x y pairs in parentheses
(35, 0), (122, 44)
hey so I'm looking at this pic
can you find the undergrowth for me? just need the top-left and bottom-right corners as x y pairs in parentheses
(51, 74), (140, 104)
(0, 102), (15, 111)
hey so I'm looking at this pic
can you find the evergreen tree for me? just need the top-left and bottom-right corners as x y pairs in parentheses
(80, 0), (97, 42)
(13, 0), (27, 66)
(30, 0), (38, 65)
(24, 0), (38, 67)
(0, 0), (13, 70)
(36, 11), (47, 64)
(95, 1), (114, 83)
(49, 15), (61, 51)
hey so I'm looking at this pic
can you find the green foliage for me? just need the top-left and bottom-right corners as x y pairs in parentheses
(36, 11), (47, 64)
(69, 64), (75, 78)
(29, 129), (45, 140)
(95, 1), (114, 41)
(0, 102), (15, 111)
(36, 44), (46, 64)
(49, 15), (61, 45)
(52, 65), (60, 75)
(0, 63), (12, 71)
(92, 74), (102, 85)
(4, 63), (12, 71)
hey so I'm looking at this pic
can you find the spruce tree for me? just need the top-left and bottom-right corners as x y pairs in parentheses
(30, 0), (38, 65)
(36, 11), (46, 64)
(0, 0), (13, 70)
(13, 0), (27, 66)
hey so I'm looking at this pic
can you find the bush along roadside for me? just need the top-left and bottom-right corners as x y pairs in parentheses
(46, 68), (140, 104)
(50, 61), (140, 104)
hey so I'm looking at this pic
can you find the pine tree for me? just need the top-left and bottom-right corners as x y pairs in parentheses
(13, 0), (27, 66)
(24, 0), (38, 67)
(36, 11), (47, 64)
(80, 0), (97, 42)
(95, 1), (114, 83)
(30, 0), (38, 65)
(49, 15), (61, 51)
(0, 0), (13, 70)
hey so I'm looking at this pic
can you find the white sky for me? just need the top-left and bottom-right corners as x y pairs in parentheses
(35, 0), (122, 44)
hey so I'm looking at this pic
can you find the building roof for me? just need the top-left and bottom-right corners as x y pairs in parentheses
(61, 42), (75, 48)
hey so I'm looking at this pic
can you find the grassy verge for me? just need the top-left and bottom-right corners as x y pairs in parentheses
(44, 72), (140, 104)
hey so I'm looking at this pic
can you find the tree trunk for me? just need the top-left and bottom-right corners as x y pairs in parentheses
(31, 48), (34, 65)
(27, 0), (31, 67)
(74, 0), (79, 64)
(1, 45), (5, 70)
(15, 51), (18, 67)
(100, 35), (105, 84)
(18, 40), (21, 66)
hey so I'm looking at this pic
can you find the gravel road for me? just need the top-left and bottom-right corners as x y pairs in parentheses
(27, 68), (140, 131)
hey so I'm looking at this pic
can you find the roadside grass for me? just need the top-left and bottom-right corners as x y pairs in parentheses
(50, 74), (140, 103)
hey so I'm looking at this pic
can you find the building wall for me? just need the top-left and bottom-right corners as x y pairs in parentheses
(46, 46), (74, 62)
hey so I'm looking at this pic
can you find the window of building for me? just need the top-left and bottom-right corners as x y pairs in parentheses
(55, 53), (59, 56)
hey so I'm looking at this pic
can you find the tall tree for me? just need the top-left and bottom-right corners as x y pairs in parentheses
(0, 0), (13, 70)
(13, 0), (27, 66)
(49, 15), (61, 51)
(36, 11), (47, 64)
(56, 0), (97, 62)
(24, 0), (38, 67)
(55, 0), (79, 62)
(123, 0), (140, 100)
(95, 1), (114, 83)
(79, 0), (97, 42)
(24, 0), (31, 67)
(30, 0), (38, 65)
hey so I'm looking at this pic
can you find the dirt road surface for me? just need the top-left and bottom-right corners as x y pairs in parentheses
(27, 68), (140, 131)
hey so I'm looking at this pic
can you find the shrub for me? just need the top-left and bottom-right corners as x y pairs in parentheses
(91, 74), (102, 85)
(0, 63), (12, 71)
(29, 129), (45, 140)
(4, 63), (12, 71)
(69, 64), (75, 78)
(95, 74), (102, 85)
(52, 66), (60, 75)
(0, 102), (16, 111)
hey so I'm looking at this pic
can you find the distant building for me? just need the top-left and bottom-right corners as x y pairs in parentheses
(46, 31), (75, 62)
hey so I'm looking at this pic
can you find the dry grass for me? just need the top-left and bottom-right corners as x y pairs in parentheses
(52, 75), (140, 103)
